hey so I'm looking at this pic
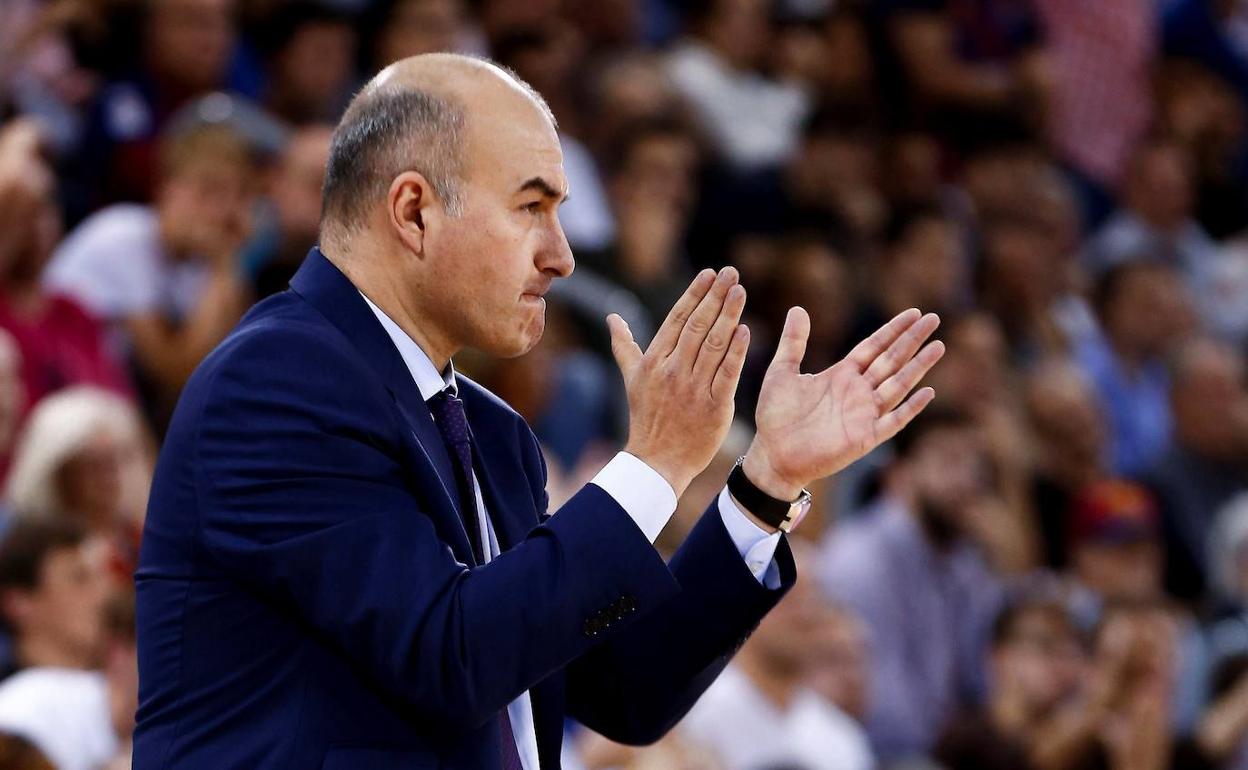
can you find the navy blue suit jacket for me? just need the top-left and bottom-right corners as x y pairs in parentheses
(133, 249), (795, 769)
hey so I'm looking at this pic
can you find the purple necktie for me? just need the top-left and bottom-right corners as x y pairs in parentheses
(428, 390), (484, 564)
(427, 389), (526, 770)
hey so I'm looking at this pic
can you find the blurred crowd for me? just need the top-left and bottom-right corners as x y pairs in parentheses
(1, 0), (1248, 769)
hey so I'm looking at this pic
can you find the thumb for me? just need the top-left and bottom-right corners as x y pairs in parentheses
(606, 313), (642, 375)
(769, 306), (810, 374)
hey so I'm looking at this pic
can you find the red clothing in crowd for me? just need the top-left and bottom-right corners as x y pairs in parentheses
(0, 292), (133, 416)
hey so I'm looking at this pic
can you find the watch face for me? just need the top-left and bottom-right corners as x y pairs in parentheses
(783, 494), (813, 533)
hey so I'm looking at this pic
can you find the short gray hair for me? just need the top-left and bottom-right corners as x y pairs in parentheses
(321, 87), (466, 232)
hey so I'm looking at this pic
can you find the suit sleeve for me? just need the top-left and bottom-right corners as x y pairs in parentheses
(191, 325), (681, 732)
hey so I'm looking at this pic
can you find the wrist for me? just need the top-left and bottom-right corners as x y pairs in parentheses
(741, 443), (803, 500)
(622, 446), (691, 498)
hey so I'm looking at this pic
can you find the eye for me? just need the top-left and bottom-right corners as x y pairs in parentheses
(521, 201), (544, 215)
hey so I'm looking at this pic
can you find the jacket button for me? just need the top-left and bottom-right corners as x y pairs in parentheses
(621, 595), (637, 612)
(583, 619), (601, 637)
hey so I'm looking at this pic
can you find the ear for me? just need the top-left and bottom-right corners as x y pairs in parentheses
(388, 170), (438, 259)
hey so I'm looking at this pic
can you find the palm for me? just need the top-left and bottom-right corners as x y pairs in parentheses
(752, 308), (945, 489)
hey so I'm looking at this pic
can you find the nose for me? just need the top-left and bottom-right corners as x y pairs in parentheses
(538, 219), (575, 279)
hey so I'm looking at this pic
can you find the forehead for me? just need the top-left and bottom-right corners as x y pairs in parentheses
(464, 94), (566, 193)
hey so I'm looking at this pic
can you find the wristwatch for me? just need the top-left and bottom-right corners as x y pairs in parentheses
(727, 456), (812, 533)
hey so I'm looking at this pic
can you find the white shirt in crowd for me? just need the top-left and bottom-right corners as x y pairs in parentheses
(43, 203), (208, 326)
(681, 665), (875, 770)
(0, 667), (119, 770)
(666, 41), (809, 171)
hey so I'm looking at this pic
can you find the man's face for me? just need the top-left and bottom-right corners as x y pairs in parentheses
(421, 93), (574, 358)
(148, 0), (235, 91)
(160, 158), (252, 258)
(907, 426), (986, 538)
(992, 608), (1084, 716)
(1075, 538), (1163, 602)
(895, 218), (964, 312)
(273, 128), (333, 245)
(11, 540), (110, 665)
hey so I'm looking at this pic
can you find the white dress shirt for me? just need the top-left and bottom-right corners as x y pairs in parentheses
(362, 294), (782, 769)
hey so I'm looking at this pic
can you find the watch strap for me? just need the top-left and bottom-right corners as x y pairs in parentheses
(727, 458), (807, 531)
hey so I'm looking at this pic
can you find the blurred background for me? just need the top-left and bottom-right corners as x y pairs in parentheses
(1, 0), (1248, 768)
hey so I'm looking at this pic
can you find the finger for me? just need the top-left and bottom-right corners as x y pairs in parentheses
(863, 312), (940, 387)
(647, 269), (716, 357)
(767, 306), (810, 374)
(711, 325), (750, 402)
(607, 313), (642, 376)
(875, 340), (945, 412)
(693, 284), (747, 379)
(671, 266), (738, 365)
(846, 308), (922, 372)
(875, 387), (936, 442)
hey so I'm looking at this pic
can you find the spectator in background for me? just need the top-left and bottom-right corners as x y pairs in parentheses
(577, 116), (701, 324)
(1024, 360), (1111, 569)
(0, 592), (136, 770)
(681, 544), (875, 770)
(809, 603), (872, 726)
(1085, 138), (1246, 343)
(0, 518), (108, 676)
(1149, 339), (1248, 603)
(1075, 261), (1193, 477)
(666, 0), (809, 171)
(362, 0), (468, 72)
(256, 1), (356, 126)
(5, 387), (150, 581)
(245, 123), (334, 299)
(935, 597), (1085, 770)
(45, 124), (256, 427)
(818, 406), (1004, 761)
(76, 0), (238, 208)
(0, 121), (131, 421)
(851, 206), (968, 345)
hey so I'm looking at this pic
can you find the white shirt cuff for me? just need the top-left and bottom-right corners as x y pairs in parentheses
(718, 487), (783, 589)
(589, 452), (677, 543)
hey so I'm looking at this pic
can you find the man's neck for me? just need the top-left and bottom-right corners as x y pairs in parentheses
(321, 242), (457, 369)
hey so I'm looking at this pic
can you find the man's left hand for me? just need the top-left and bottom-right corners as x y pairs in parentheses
(742, 307), (945, 501)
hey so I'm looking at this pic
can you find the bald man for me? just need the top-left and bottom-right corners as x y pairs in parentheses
(134, 54), (943, 769)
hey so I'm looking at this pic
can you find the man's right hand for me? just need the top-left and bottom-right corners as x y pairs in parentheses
(607, 267), (749, 497)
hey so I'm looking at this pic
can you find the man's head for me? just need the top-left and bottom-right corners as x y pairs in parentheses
(319, 54), (575, 365)
(1122, 138), (1194, 233)
(0, 518), (109, 669)
(1092, 261), (1193, 362)
(156, 124), (256, 260)
(1024, 360), (1108, 483)
(989, 598), (1084, 718)
(145, 0), (236, 93)
(271, 124), (334, 249)
(1170, 338), (1248, 461)
(261, 2), (356, 124)
(1070, 480), (1163, 603)
(889, 405), (986, 547)
(880, 206), (966, 314)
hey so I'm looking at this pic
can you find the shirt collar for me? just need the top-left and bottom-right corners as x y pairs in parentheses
(359, 291), (456, 401)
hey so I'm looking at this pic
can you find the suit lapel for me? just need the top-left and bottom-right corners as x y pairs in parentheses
(288, 247), (478, 565)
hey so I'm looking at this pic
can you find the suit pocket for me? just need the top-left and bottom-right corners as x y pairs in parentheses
(320, 747), (435, 770)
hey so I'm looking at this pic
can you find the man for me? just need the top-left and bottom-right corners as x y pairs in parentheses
(134, 53), (943, 769)
(0, 517), (110, 676)
(817, 406), (1003, 761)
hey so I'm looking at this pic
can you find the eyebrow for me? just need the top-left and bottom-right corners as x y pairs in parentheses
(517, 177), (570, 203)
